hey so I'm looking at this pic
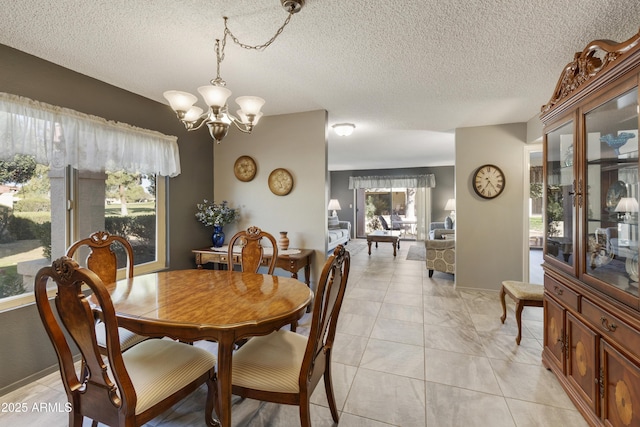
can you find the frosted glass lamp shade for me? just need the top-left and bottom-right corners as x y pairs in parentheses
(198, 85), (232, 108)
(163, 90), (198, 112)
(183, 106), (204, 122)
(237, 110), (263, 125)
(236, 96), (265, 116)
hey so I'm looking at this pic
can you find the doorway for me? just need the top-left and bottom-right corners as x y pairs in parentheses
(526, 145), (544, 284)
(354, 187), (419, 240)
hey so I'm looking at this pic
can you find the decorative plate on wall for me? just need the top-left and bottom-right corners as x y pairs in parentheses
(234, 156), (257, 182)
(268, 168), (293, 196)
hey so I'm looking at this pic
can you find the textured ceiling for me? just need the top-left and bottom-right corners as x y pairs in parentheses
(2, 1), (640, 170)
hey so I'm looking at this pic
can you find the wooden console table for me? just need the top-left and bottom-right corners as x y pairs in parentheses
(192, 247), (313, 286)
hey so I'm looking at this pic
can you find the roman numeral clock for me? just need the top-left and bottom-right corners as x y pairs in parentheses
(472, 164), (505, 199)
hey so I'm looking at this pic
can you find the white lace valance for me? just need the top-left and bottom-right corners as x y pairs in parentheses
(348, 174), (435, 189)
(0, 92), (181, 177)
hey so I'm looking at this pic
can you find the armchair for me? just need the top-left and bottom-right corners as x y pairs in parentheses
(425, 238), (455, 277)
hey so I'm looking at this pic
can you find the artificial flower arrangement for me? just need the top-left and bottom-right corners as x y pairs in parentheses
(195, 200), (240, 227)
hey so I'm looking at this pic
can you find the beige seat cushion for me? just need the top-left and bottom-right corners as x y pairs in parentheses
(232, 330), (308, 393)
(119, 339), (216, 414)
(95, 321), (148, 351)
(502, 280), (543, 301)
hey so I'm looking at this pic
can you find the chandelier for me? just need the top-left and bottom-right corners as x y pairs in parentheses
(163, 0), (305, 143)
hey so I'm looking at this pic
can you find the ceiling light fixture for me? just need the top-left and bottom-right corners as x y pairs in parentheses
(163, 0), (305, 144)
(332, 123), (356, 136)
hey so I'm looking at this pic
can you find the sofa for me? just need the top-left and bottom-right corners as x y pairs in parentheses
(328, 216), (351, 252)
(428, 221), (455, 240)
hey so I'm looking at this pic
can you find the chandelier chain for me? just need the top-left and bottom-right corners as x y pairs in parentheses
(223, 11), (294, 51)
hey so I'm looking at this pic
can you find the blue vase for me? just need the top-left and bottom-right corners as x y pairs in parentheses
(212, 225), (225, 248)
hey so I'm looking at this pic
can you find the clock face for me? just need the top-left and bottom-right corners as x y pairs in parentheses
(234, 156), (256, 182)
(473, 164), (505, 199)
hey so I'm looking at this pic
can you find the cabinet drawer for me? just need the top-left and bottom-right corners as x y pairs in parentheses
(582, 298), (640, 357)
(545, 277), (580, 312)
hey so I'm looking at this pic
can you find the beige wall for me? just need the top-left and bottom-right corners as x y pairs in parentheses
(455, 123), (528, 290)
(213, 110), (328, 289)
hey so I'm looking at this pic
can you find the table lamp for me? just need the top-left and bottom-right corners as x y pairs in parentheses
(444, 198), (456, 222)
(615, 197), (638, 221)
(328, 199), (342, 217)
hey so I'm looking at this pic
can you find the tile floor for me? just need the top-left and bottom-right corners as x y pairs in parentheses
(0, 239), (588, 427)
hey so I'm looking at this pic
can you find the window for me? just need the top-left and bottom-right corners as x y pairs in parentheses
(0, 162), (167, 310)
(349, 174), (434, 240)
(0, 93), (177, 309)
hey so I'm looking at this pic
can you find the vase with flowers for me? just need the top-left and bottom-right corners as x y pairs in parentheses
(195, 200), (240, 247)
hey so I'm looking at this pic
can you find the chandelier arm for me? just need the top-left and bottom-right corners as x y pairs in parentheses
(229, 116), (253, 134)
(181, 112), (213, 132)
(224, 10), (295, 51)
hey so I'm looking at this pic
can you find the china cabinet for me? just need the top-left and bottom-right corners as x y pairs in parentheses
(541, 30), (640, 426)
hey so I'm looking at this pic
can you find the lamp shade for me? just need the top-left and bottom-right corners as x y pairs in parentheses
(444, 198), (456, 211)
(615, 197), (639, 212)
(183, 106), (204, 122)
(163, 90), (198, 112)
(237, 110), (263, 125)
(236, 96), (265, 116)
(198, 85), (232, 108)
(327, 199), (342, 211)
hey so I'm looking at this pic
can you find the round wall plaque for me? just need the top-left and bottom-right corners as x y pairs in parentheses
(268, 168), (293, 196)
(234, 156), (257, 182)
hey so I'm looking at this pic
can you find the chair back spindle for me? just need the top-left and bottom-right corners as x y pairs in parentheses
(301, 245), (350, 390)
(35, 257), (136, 424)
(227, 226), (278, 274)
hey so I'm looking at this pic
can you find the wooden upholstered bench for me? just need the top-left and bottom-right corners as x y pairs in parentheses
(499, 280), (544, 345)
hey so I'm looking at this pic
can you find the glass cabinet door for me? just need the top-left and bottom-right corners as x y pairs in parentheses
(584, 87), (638, 297)
(545, 121), (576, 268)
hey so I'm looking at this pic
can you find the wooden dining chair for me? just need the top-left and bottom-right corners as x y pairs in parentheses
(66, 231), (148, 353)
(226, 245), (350, 427)
(34, 256), (218, 427)
(227, 225), (278, 274)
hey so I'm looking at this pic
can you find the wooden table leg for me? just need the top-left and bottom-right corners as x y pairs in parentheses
(367, 240), (372, 255)
(216, 335), (235, 427)
(393, 240), (397, 257)
(304, 262), (310, 286)
(499, 286), (507, 324)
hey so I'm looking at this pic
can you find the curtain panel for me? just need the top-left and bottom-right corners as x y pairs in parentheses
(0, 92), (181, 177)
(348, 174), (435, 189)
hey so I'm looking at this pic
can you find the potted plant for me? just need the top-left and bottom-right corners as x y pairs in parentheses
(195, 200), (240, 247)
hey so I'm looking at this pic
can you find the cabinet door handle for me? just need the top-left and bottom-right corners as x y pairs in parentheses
(568, 180), (583, 207)
(554, 286), (564, 296)
(600, 316), (617, 332)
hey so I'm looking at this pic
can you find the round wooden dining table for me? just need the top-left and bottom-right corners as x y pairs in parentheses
(98, 269), (313, 427)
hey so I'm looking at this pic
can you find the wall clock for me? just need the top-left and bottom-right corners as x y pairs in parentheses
(268, 168), (293, 196)
(234, 156), (257, 182)
(472, 164), (505, 199)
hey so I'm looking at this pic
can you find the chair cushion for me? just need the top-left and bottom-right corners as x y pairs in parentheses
(502, 280), (543, 301)
(121, 339), (216, 414)
(95, 321), (148, 351)
(232, 330), (307, 393)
